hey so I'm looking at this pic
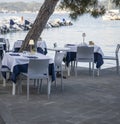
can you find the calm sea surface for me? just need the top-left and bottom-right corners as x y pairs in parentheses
(0, 12), (120, 68)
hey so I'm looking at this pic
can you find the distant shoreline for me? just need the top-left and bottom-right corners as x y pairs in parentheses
(0, 10), (70, 15)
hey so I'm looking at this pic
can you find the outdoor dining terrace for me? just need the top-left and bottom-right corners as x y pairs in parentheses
(0, 37), (120, 123)
(0, 66), (120, 124)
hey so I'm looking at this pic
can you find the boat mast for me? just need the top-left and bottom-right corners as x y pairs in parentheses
(108, 0), (111, 10)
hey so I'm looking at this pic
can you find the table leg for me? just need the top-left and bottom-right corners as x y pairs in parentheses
(48, 79), (51, 99)
(12, 83), (16, 95)
(3, 78), (6, 87)
(67, 66), (70, 76)
(97, 68), (100, 76)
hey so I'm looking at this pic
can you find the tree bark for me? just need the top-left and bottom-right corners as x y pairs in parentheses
(20, 0), (59, 51)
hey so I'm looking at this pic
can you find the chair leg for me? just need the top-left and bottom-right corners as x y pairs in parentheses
(61, 69), (63, 91)
(47, 78), (51, 99)
(92, 62), (94, 78)
(40, 79), (43, 92)
(89, 62), (91, 75)
(17, 79), (22, 94)
(73, 60), (76, 71)
(3, 78), (6, 87)
(37, 79), (40, 93)
(33, 79), (37, 88)
(116, 59), (119, 74)
(37, 79), (42, 93)
(27, 78), (29, 100)
(54, 72), (57, 88)
(75, 62), (78, 77)
(2, 72), (9, 87)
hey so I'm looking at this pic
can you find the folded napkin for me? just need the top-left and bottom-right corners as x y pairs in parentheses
(26, 56), (38, 59)
(9, 53), (20, 56)
(66, 44), (76, 46)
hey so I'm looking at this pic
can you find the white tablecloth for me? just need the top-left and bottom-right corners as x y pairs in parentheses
(2, 52), (53, 73)
(65, 44), (104, 57)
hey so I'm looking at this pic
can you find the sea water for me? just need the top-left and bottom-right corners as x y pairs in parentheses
(0, 12), (120, 69)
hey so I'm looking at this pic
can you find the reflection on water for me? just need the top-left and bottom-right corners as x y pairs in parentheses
(1, 13), (120, 68)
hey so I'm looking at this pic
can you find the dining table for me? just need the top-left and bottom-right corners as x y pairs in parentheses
(64, 43), (104, 76)
(1, 52), (55, 95)
(47, 47), (70, 52)
(48, 44), (104, 76)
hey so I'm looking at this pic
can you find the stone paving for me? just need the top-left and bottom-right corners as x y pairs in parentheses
(0, 67), (120, 124)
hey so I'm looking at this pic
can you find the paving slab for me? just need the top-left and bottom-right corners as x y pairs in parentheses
(0, 67), (120, 124)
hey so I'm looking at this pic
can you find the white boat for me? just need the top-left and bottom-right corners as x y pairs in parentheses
(102, 9), (120, 20)
(102, 0), (120, 21)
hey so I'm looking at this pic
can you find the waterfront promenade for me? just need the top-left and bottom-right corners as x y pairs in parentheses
(0, 67), (120, 124)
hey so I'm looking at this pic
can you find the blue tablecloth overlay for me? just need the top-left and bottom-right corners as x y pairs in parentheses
(64, 52), (104, 68)
(14, 48), (20, 52)
(9, 53), (20, 56)
(2, 63), (55, 83)
(63, 52), (76, 67)
(94, 52), (104, 68)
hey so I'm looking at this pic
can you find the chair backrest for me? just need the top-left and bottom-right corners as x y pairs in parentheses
(0, 44), (4, 51)
(0, 38), (10, 51)
(13, 40), (23, 52)
(28, 59), (49, 77)
(0, 38), (5, 42)
(4, 39), (10, 51)
(37, 41), (47, 55)
(54, 52), (65, 67)
(76, 46), (94, 62)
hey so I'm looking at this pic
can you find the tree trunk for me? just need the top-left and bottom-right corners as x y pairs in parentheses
(20, 0), (59, 51)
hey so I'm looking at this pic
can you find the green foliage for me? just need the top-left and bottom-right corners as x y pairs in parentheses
(60, 0), (106, 20)
(112, 0), (120, 6)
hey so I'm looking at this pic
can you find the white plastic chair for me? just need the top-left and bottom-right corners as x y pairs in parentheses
(21, 59), (49, 100)
(37, 40), (47, 55)
(0, 49), (10, 87)
(0, 38), (5, 42)
(75, 46), (94, 77)
(0, 44), (4, 58)
(103, 44), (120, 74)
(4, 39), (10, 52)
(54, 52), (65, 91)
(13, 40), (23, 52)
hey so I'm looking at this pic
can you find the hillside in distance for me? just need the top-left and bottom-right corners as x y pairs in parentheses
(0, 0), (44, 3)
(0, 2), (43, 13)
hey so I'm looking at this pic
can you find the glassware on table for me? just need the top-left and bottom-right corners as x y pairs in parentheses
(53, 42), (57, 48)
(23, 51), (28, 54)
(82, 32), (86, 43)
(89, 41), (94, 46)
